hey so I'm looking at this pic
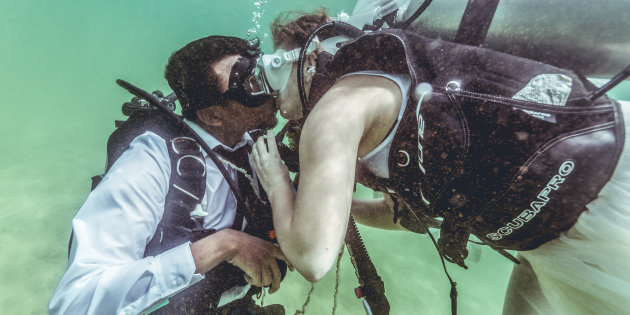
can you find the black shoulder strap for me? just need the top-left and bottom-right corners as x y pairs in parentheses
(161, 135), (243, 235)
(106, 109), (210, 223)
(116, 80), (252, 222)
(454, 0), (500, 46)
(163, 136), (208, 232)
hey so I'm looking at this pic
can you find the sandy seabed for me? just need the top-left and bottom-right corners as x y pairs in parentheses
(2, 0), (628, 314)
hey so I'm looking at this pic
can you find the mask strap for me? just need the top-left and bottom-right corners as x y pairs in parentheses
(279, 37), (320, 64)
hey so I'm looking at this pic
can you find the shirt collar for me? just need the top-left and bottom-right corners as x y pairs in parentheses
(184, 119), (253, 152)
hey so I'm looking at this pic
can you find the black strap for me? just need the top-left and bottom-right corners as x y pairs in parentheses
(454, 0), (501, 46)
(165, 136), (207, 231)
(410, 212), (460, 315)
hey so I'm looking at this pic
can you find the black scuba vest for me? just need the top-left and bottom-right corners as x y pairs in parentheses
(311, 29), (625, 252)
(93, 109), (279, 313)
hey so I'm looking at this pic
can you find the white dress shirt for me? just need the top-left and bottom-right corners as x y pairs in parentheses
(49, 120), (253, 315)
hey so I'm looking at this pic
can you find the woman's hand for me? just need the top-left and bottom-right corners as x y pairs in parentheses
(251, 130), (292, 196)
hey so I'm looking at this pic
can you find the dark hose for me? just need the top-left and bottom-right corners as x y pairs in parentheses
(297, 21), (364, 117)
(345, 217), (390, 315)
(116, 79), (253, 219)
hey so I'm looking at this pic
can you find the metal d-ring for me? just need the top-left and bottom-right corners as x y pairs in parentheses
(171, 136), (201, 155)
(176, 155), (206, 177)
(397, 150), (410, 167)
(445, 80), (461, 92)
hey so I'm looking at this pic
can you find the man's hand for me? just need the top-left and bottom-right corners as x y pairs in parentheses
(226, 230), (289, 294)
(191, 229), (290, 294)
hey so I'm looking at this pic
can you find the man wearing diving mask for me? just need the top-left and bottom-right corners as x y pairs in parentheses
(49, 35), (288, 315)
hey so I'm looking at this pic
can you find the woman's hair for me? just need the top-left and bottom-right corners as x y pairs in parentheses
(270, 10), (338, 150)
(270, 9), (334, 50)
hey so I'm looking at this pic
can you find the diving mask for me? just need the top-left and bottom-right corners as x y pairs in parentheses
(221, 53), (272, 108)
(234, 39), (320, 99)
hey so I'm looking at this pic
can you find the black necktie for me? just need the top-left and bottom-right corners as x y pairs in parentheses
(213, 145), (273, 239)
(213, 145), (253, 230)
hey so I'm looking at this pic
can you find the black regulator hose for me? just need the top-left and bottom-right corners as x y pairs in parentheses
(115, 79), (253, 220)
(346, 217), (390, 315)
(297, 20), (364, 117)
(392, 0), (434, 29)
(297, 1), (437, 113)
(587, 64), (630, 101)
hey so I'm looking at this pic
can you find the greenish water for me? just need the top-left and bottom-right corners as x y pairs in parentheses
(1, 1), (628, 314)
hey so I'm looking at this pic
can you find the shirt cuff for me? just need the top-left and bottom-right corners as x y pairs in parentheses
(153, 242), (204, 298)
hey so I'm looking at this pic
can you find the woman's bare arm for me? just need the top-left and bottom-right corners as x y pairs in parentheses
(351, 196), (408, 231)
(252, 76), (402, 281)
